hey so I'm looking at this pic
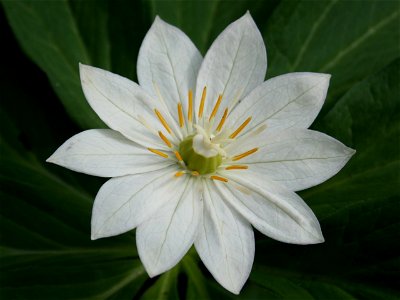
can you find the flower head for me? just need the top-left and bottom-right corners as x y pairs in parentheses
(47, 12), (355, 294)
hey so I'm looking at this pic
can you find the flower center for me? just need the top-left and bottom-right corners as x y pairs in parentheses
(179, 133), (223, 175)
(146, 85), (261, 180)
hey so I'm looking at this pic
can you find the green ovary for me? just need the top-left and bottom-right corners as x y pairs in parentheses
(179, 135), (222, 175)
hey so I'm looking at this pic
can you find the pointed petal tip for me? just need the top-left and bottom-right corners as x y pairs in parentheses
(79, 63), (89, 79)
(242, 10), (256, 24)
(45, 155), (54, 163)
(153, 15), (165, 26)
(144, 267), (159, 278)
(219, 280), (244, 295)
(310, 230), (325, 244)
(322, 73), (331, 81)
(139, 258), (164, 278)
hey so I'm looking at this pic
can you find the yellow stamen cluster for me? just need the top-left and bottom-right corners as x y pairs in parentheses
(147, 86), (260, 183)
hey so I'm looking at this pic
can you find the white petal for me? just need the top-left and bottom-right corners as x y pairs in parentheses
(227, 73), (330, 136)
(91, 166), (183, 239)
(136, 177), (202, 277)
(80, 64), (172, 148)
(195, 180), (254, 295)
(195, 12), (266, 122)
(137, 16), (202, 130)
(46, 129), (173, 177)
(226, 129), (355, 191)
(218, 170), (324, 244)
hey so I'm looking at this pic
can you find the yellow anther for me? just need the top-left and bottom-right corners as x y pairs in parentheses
(209, 94), (223, 121)
(225, 165), (248, 170)
(174, 151), (183, 161)
(158, 131), (172, 148)
(210, 175), (228, 182)
(229, 117), (252, 139)
(175, 171), (185, 177)
(216, 108), (228, 132)
(232, 148), (258, 161)
(188, 90), (193, 123)
(177, 103), (184, 128)
(191, 171), (200, 176)
(154, 109), (172, 134)
(148, 148), (169, 158)
(198, 86), (207, 118)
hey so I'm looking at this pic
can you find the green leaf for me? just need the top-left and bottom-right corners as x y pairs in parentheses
(106, 0), (151, 81)
(141, 266), (180, 300)
(264, 0), (400, 112)
(2, 0), (105, 129)
(70, 0), (111, 70)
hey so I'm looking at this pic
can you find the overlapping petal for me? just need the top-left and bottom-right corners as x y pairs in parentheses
(195, 12), (267, 123)
(218, 170), (324, 244)
(137, 16), (202, 131)
(136, 177), (201, 277)
(226, 129), (355, 191)
(91, 166), (183, 240)
(195, 180), (254, 294)
(226, 73), (330, 136)
(47, 129), (174, 177)
(80, 64), (172, 148)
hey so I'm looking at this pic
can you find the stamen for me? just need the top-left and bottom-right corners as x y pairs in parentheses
(175, 171), (185, 177)
(225, 165), (248, 170)
(198, 86), (207, 118)
(209, 94), (223, 121)
(211, 175), (228, 182)
(229, 117), (252, 139)
(177, 103), (184, 128)
(148, 148), (169, 158)
(158, 131), (172, 148)
(191, 171), (200, 176)
(188, 90), (193, 123)
(216, 108), (228, 132)
(232, 148), (258, 161)
(174, 151), (183, 161)
(154, 109), (172, 134)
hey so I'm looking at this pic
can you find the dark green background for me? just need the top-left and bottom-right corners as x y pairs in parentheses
(1, 0), (399, 299)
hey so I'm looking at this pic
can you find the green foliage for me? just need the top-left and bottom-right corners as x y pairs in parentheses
(1, 0), (399, 299)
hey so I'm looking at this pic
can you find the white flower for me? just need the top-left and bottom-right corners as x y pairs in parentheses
(47, 12), (355, 294)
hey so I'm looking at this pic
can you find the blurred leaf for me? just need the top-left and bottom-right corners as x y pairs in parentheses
(107, 0), (150, 81)
(141, 266), (180, 300)
(264, 0), (400, 112)
(70, 0), (111, 70)
(2, 0), (105, 129)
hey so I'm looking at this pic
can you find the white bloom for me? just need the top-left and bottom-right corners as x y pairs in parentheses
(47, 12), (355, 294)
